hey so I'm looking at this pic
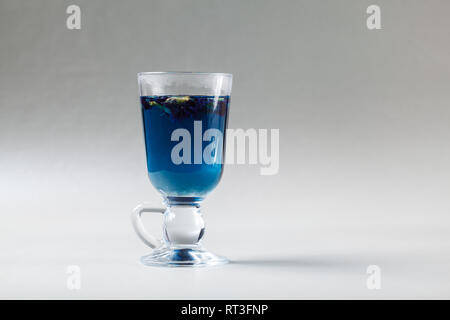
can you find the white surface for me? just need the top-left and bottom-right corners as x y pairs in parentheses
(1, 208), (450, 299)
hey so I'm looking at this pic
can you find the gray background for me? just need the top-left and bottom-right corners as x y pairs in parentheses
(1, 0), (450, 298)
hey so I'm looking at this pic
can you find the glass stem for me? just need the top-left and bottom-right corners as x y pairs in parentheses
(163, 204), (205, 247)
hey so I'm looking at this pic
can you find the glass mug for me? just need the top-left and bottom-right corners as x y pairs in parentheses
(132, 72), (232, 267)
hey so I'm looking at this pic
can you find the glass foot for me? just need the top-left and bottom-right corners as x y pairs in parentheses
(140, 245), (228, 267)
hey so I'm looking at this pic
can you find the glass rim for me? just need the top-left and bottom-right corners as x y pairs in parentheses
(137, 71), (232, 77)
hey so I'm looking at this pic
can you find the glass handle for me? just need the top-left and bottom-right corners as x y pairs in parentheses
(131, 204), (166, 249)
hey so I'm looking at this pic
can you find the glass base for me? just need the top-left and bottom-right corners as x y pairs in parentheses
(140, 245), (228, 267)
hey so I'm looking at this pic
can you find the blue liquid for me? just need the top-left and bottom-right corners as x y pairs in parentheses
(140, 95), (229, 201)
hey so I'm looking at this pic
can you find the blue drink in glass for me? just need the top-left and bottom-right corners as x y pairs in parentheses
(134, 72), (232, 267)
(140, 95), (229, 203)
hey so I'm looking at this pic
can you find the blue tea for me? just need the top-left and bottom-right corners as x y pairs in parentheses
(140, 95), (229, 202)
